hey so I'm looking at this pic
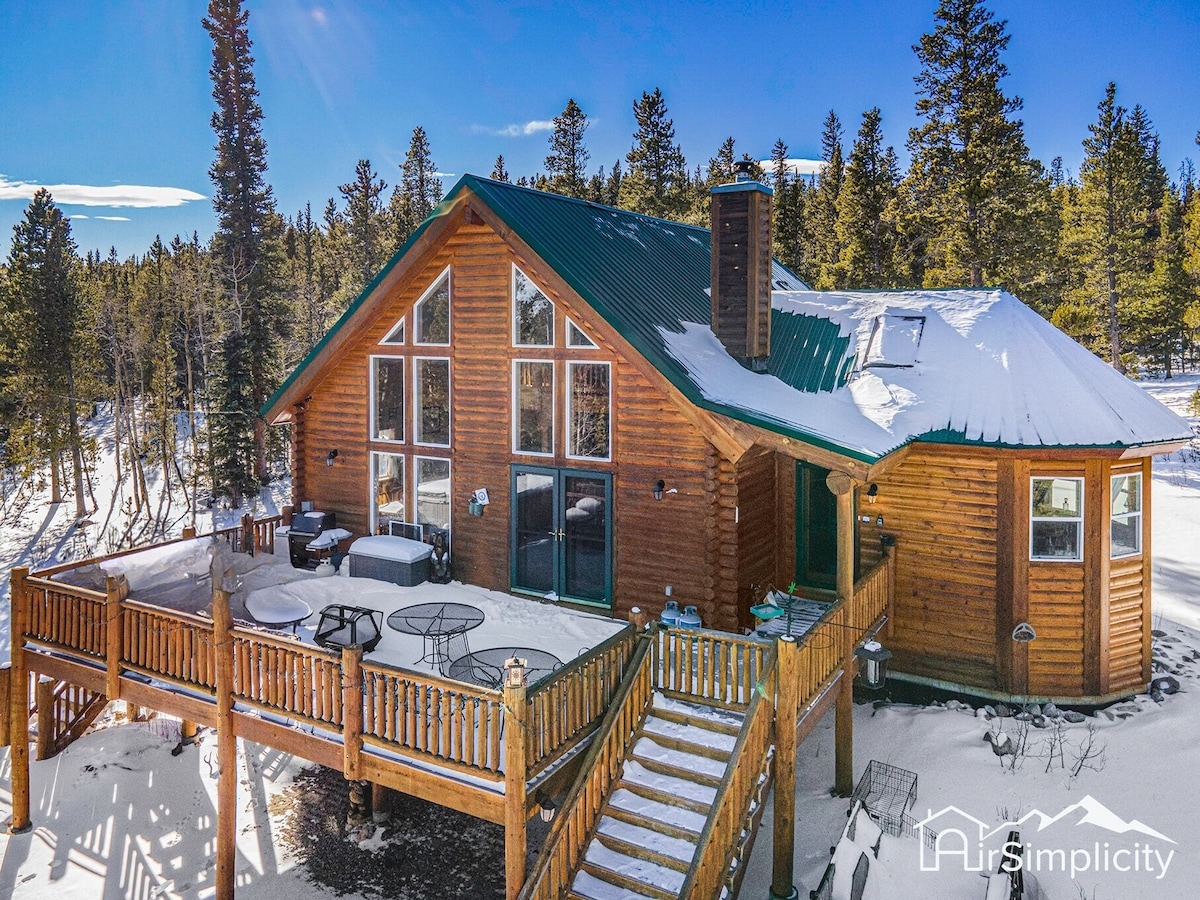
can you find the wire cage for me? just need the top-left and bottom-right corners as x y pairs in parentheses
(849, 760), (918, 837)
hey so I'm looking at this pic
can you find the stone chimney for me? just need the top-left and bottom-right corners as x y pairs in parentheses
(710, 159), (772, 371)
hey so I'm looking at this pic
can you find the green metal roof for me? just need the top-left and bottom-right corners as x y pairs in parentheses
(264, 174), (868, 460)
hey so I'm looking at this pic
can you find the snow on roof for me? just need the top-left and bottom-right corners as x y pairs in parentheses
(661, 288), (1191, 459)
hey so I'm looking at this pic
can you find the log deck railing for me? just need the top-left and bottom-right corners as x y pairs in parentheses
(519, 550), (893, 900)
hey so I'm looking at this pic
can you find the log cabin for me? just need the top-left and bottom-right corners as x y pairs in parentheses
(264, 170), (1191, 704)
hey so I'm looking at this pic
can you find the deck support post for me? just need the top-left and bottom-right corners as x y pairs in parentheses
(770, 635), (801, 900)
(503, 661), (528, 900)
(0, 662), (11, 748)
(9, 566), (32, 833)
(181, 720), (198, 744)
(342, 645), (364, 780)
(371, 782), (388, 823)
(35, 676), (55, 761)
(213, 584), (237, 900)
(834, 657), (856, 797)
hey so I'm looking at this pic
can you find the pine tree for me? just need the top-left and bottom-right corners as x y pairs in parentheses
(1064, 83), (1165, 372)
(2, 189), (89, 516)
(770, 139), (805, 271)
(545, 98), (591, 198)
(402, 126), (441, 221)
(338, 158), (388, 293)
(491, 155), (510, 182)
(618, 88), (688, 220)
(1134, 186), (1196, 375)
(901, 0), (1055, 290)
(204, 0), (287, 501)
(833, 108), (901, 289)
(800, 111), (845, 288)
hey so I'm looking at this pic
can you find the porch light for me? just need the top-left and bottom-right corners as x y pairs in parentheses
(538, 794), (558, 823)
(866, 483), (879, 504)
(854, 640), (892, 690)
(504, 657), (528, 688)
(326, 449), (339, 467)
(652, 480), (678, 501)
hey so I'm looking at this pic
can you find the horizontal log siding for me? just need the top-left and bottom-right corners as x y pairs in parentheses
(1107, 556), (1145, 691)
(295, 217), (732, 627)
(735, 449), (776, 631)
(866, 449), (1000, 689)
(1026, 564), (1086, 696)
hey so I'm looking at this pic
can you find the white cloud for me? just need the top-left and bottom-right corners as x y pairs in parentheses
(432, 172), (456, 179)
(0, 176), (205, 208)
(471, 120), (555, 138)
(759, 158), (825, 178)
(70, 214), (89, 220)
(310, 6), (328, 26)
(96, 215), (132, 221)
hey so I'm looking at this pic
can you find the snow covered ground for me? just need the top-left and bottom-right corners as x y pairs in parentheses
(1, 377), (1198, 899)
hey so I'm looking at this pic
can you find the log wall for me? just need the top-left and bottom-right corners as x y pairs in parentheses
(295, 212), (740, 630)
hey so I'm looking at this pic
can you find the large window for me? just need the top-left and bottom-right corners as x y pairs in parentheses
(371, 453), (405, 532)
(415, 268), (450, 345)
(1111, 473), (1142, 558)
(415, 357), (451, 446)
(513, 266), (554, 347)
(371, 356), (405, 443)
(567, 362), (611, 460)
(1030, 477), (1083, 561)
(514, 360), (554, 455)
(416, 456), (451, 532)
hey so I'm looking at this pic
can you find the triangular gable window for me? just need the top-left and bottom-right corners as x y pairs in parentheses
(415, 268), (451, 346)
(864, 314), (925, 368)
(513, 265), (554, 347)
(567, 318), (597, 348)
(380, 318), (405, 345)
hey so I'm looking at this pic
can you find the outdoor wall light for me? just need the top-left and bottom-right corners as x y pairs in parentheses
(538, 794), (558, 823)
(866, 483), (879, 504)
(652, 480), (678, 500)
(854, 640), (892, 690)
(325, 449), (339, 467)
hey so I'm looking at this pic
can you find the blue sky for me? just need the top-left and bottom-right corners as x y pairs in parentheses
(2, 0), (1198, 259)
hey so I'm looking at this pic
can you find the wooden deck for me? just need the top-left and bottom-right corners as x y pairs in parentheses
(6, 524), (893, 900)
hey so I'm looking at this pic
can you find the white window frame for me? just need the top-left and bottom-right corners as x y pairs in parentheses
(414, 266), (451, 346)
(566, 360), (612, 462)
(369, 354), (406, 445)
(414, 454), (452, 535)
(566, 316), (597, 348)
(380, 317), (405, 345)
(512, 359), (556, 457)
(370, 451), (406, 534)
(413, 356), (452, 448)
(1029, 476), (1084, 562)
(1110, 472), (1143, 558)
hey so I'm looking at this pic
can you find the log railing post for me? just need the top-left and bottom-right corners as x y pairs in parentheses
(213, 583), (236, 900)
(104, 575), (127, 701)
(182, 525), (197, 540)
(240, 513), (254, 556)
(770, 635), (801, 900)
(9, 565), (32, 833)
(342, 645), (364, 780)
(503, 659), (529, 900)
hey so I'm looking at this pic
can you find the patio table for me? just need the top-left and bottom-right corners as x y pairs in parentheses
(245, 591), (312, 633)
(387, 602), (484, 666)
(753, 592), (833, 640)
(447, 646), (563, 689)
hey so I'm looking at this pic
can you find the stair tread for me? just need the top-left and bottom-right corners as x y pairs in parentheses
(652, 693), (746, 728)
(641, 719), (734, 760)
(621, 759), (717, 806)
(605, 800), (703, 841)
(597, 815), (697, 865)
(582, 842), (685, 895)
(572, 869), (668, 900)
(633, 736), (727, 780)
(644, 712), (740, 747)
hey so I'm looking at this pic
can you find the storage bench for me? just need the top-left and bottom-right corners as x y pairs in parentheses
(348, 535), (433, 586)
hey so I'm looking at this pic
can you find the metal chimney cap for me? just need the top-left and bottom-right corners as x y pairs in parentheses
(733, 159), (756, 182)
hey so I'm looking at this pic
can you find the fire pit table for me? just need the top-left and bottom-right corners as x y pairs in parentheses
(447, 646), (562, 689)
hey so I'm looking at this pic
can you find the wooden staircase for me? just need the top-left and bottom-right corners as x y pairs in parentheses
(34, 677), (109, 760)
(569, 695), (748, 900)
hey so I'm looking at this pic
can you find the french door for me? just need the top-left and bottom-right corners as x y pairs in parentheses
(511, 465), (612, 607)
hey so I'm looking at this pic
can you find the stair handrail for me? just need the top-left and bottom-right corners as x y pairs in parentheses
(518, 626), (657, 900)
(676, 639), (779, 900)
